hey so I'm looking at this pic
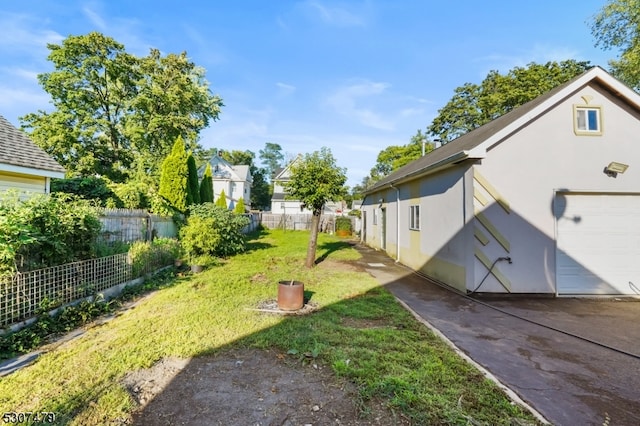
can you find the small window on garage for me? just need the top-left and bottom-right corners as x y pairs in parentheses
(574, 106), (602, 135)
(409, 205), (420, 230)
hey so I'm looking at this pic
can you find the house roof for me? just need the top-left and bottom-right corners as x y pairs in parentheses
(366, 66), (640, 193)
(273, 155), (302, 181)
(0, 114), (66, 177)
(200, 154), (253, 183)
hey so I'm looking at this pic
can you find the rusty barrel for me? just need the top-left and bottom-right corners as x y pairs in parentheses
(277, 280), (304, 310)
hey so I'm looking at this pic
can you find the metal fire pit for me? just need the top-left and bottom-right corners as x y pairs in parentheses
(277, 280), (304, 311)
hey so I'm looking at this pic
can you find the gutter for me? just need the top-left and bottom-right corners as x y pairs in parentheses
(365, 150), (473, 195)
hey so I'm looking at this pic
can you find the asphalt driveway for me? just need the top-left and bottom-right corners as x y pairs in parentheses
(354, 244), (640, 426)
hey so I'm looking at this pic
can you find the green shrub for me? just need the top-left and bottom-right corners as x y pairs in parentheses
(93, 240), (131, 258)
(109, 181), (149, 209)
(215, 189), (228, 209)
(152, 237), (182, 261)
(179, 216), (220, 262)
(50, 177), (117, 207)
(199, 163), (214, 203)
(126, 238), (178, 277)
(335, 216), (353, 232)
(182, 203), (250, 258)
(0, 192), (102, 274)
(234, 197), (246, 214)
(128, 241), (155, 277)
(187, 154), (200, 205)
(159, 136), (190, 213)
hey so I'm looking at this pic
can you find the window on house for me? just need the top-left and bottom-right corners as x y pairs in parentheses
(574, 106), (602, 135)
(409, 205), (420, 230)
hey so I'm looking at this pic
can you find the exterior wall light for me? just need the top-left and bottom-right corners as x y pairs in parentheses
(604, 162), (629, 177)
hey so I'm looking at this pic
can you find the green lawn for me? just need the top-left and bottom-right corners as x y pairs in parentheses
(0, 229), (539, 425)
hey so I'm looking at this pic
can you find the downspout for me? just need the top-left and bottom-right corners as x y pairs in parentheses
(390, 184), (400, 263)
(360, 194), (367, 244)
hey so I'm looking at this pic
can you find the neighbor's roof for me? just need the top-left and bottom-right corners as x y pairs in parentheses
(366, 66), (640, 193)
(0, 115), (66, 176)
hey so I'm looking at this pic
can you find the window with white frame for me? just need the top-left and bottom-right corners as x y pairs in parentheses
(409, 205), (420, 230)
(574, 106), (602, 135)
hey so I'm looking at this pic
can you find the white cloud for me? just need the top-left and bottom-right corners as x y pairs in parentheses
(276, 82), (296, 96)
(1, 67), (40, 82)
(300, 0), (367, 27)
(326, 80), (394, 130)
(0, 13), (63, 51)
(0, 86), (50, 111)
(82, 6), (107, 31)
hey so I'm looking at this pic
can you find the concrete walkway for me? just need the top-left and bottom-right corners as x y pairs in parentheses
(354, 244), (640, 426)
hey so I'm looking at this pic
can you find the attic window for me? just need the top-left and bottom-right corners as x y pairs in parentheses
(574, 105), (602, 135)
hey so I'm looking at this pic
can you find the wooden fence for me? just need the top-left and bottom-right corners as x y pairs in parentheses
(98, 208), (177, 243)
(259, 213), (337, 232)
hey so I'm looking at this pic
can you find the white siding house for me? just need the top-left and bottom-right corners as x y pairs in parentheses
(361, 67), (640, 296)
(200, 152), (252, 211)
(0, 115), (65, 197)
(270, 156), (340, 215)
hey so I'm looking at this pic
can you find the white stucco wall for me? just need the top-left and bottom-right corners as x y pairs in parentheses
(474, 82), (640, 293)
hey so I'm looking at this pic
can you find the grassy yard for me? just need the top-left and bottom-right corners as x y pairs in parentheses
(0, 229), (539, 425)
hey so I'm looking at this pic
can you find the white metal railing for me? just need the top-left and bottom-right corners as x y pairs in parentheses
(0, 252), (171, 329)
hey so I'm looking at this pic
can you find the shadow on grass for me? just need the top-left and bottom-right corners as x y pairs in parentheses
(314, 240), (357, 265)
(304, 289), (315, 304)
(9, 238), (544, 425)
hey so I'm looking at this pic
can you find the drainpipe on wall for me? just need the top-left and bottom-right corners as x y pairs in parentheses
(390, 184), (400, 263)
(360, 194), (367, 244)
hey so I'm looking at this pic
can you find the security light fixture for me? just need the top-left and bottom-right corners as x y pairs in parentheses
(604, 161), (629, 177)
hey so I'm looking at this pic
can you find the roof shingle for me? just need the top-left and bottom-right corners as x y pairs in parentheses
(0, 115), (66, 174)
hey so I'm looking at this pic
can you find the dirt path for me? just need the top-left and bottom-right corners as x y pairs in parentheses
(125, 348), (408, 425)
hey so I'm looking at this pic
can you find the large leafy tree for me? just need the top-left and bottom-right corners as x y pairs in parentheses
(21, 32), (223, 182)
(591, 0), (640, 91)
(127, 48), (223, 175)
(250, 168), (271, 210)
(259, 142), (284, 179)
(428, 60), (592, 142)
(21, 32), (137, 181)
(284, 147), (347, 268)
(370, 130), (432, 180)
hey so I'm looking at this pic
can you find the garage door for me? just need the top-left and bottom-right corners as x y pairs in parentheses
(556, 193), (640, 295)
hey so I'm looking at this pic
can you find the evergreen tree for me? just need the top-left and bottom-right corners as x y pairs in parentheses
(215, 189), (228, 209)
(159, 136), (189, 213)
(187, 154), (200, 205)
(234, 197), (246, 214)
(199, 163), (214, 203)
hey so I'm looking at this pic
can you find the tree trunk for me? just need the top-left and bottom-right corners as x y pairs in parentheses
(305, 210), (321, 268)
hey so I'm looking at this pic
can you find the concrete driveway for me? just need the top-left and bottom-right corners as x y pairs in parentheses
(354, 244), (640, 426)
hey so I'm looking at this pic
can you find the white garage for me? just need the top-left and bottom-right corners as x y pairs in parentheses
(556, 193), (640, 295)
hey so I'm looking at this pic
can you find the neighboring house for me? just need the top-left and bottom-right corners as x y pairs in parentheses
(0, 114), (65, 197)
(270, 156), (339, 215)
(361, 66), (640, 296)
(270, 156), (310, 214)
(200, 152), (252, 210)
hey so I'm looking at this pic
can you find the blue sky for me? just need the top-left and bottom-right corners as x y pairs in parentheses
(0, 1), (618, 186)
